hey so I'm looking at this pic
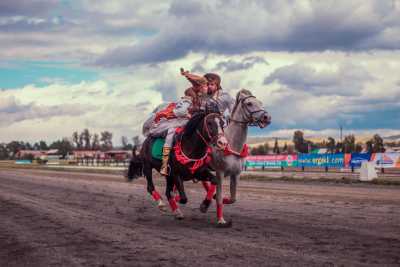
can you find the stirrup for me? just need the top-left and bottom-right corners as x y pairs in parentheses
(161, 165), (171, 176)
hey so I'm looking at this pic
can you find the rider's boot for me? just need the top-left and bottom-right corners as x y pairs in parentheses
(160, 146), (171, 176)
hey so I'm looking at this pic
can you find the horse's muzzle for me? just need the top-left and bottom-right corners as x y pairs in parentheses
(258, 113), (271, 128)
(216, 135), (228, 150)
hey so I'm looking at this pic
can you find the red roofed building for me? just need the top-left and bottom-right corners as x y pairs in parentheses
(15, 150), (47, 159)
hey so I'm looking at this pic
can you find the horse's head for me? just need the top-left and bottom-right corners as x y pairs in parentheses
(231, 89), (271, 128)
(200, 113), (228, 150)
(184, 112), (227, 150)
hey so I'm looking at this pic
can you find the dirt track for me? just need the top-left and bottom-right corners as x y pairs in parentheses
(1, 168), (400, 266)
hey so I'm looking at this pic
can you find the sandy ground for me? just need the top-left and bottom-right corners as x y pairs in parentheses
(1, 168), (400, 267)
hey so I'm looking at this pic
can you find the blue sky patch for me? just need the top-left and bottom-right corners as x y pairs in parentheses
(0, 60), (99, 89)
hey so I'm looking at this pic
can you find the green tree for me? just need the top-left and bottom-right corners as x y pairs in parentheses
(6, 141), (24, 159)
(367, 134), (385, 153)
(72, 131), (82, 149)
(326, 137), (336, 153)
(81, 129), (92, 149)
(250, 142), (269, 155)
(91, 133), (100, 150)
(273, 138), (280, 154)
(39, 140), (48, 150)
(282, 142), (288, 153)
(33, 142), (40, 150)
(342, 134), (356, 153)
(132, 136), (140, 147)
(355, 142), (363, 153)
(366, 140), (373, 153)
(0, 144), (9, 160)
(25, 142), (33, 150)
(293, 130), (308, 153)
(100, 131), (113, 150)
(49, 138), (74, 158)
(121, 136), (133, 150)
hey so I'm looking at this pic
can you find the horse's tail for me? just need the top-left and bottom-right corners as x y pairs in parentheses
(126, 152), (143, 181)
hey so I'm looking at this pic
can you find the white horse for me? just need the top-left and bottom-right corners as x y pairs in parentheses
(210, 89), (271, 226)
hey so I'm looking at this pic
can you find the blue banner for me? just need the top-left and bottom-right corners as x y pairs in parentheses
(298, 154), (344, 168)
(15, 160), (32, 164)
(350, 153), (371, 168)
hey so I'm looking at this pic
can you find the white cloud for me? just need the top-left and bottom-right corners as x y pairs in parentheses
(0, 77), (163, 143)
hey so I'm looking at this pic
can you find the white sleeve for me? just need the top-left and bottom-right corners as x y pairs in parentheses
(173, 99), (192, 118)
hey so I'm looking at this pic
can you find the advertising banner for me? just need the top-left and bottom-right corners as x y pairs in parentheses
(298, 154), (344, 168)
(326, 153), (345, 168)
(344, 153), (351, 168)
(349, 153), (371, 168)
(245, 155), (265, 167)
(371, 153), (400, 168)
(245, 154), (298, 168)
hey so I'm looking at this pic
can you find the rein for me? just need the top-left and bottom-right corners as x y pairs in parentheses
(224, 92), (267, 157)
(174, 112), (224, 174)
(229, 95), (266, 126)
(196, 113), (224, 146)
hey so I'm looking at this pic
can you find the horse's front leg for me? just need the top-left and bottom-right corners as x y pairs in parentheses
(223, 173), (239, 204)
(215, 171), (232, 227)
(199, 172), (217, 213)
(166, 175), (184, 220)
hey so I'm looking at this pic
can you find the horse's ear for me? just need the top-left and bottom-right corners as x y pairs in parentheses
(240, 88), (252, 96)
(235, 90), (243, 104)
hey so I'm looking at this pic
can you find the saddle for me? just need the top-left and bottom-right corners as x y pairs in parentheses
(151, 138), (165, 160)
(150, 128), (183, 160)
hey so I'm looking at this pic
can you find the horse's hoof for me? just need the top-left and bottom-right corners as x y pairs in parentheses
(216, 219), (232, 228)
(200, 199), (211, 213)
(175, 214), (184, 220)
(123, 171), (132, 182)
(179, 197), (188, 205)
(158, 205), (167, 212)
(223, 197), (235, 205)
(174, 210), (184, 220)
(157, 201), (167, 212)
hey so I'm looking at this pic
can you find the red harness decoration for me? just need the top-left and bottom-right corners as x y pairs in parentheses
(223, 143), (249, 158)
(154, 103), (177, 123)
(174, 140), (212, 174)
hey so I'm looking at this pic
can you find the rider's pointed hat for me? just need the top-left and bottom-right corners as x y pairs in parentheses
(180, 68), (207, 87)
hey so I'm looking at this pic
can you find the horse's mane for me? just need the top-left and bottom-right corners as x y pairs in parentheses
(183, 112), (206, 138)
(235, 89), (252, 104)
(233, 89), (253, 114)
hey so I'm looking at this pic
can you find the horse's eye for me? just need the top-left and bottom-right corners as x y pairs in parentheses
(247, 102), (252, 106)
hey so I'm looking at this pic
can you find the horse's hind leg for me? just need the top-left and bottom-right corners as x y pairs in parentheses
(166, 175), (184, 220)
(143, 164), (166, 211)
(173, 175), (187, 204)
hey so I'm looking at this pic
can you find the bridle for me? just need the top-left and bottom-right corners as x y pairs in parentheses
(229, 95), (268, 126)
(196, 113), (225, 147)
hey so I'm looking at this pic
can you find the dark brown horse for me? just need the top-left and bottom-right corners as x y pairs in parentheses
(127, 112), (227, 221)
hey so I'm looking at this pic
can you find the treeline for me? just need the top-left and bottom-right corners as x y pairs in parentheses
(0, 128), (140, 160)
(251, 131), (393, 155)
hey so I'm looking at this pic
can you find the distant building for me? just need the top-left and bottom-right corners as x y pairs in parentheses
(15, 149), (62, 161)
(15, 150), (47, 159)
(71, 150), (131, 160)
(105, 150), (131, 161)
(72, 150), (102, 159)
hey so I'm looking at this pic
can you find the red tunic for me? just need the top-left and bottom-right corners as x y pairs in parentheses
(154, 103), (177, 123)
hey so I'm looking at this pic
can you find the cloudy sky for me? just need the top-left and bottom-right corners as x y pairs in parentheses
(1, 0), (400, 144)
